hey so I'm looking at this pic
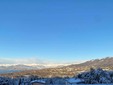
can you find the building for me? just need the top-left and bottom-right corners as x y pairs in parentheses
(30, 80), (46, 85)
(66, 78), (84, 85)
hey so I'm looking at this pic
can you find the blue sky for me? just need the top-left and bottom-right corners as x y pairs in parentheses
(0, 0), (113, 64)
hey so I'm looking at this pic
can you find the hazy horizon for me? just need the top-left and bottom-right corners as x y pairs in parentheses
(0, 0), (113, 65)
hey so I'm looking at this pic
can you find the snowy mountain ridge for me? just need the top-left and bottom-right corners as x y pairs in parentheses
(0, 57), (113, 75)
(0, 63), (71, 74)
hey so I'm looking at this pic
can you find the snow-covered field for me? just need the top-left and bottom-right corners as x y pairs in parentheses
(50, 84), (113, 85)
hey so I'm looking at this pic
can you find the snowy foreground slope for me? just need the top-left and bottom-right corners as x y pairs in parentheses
(50, 84), (113, 85)
(42, 84), (113, 85)
(0, 68), (113, 85)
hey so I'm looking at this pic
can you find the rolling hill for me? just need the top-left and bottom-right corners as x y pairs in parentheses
(0, 57), (113, 78)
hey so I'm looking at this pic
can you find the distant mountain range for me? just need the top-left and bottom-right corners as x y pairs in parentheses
(0, 63), (69, 74)
(66, 57), (113, 69)
(0, 64), (45, 74)
(0, 57), (113, 77)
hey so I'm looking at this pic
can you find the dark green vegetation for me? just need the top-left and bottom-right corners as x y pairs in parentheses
(76, 68), (113, 84)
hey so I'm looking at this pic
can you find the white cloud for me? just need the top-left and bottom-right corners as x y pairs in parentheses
(0, 57), (85, 66)
(0, 57), (44, 64)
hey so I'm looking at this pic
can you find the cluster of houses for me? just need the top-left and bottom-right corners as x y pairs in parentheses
(1, 68), (113, 85)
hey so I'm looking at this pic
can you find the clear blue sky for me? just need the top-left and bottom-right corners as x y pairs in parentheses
(0, 0), (113, 64)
